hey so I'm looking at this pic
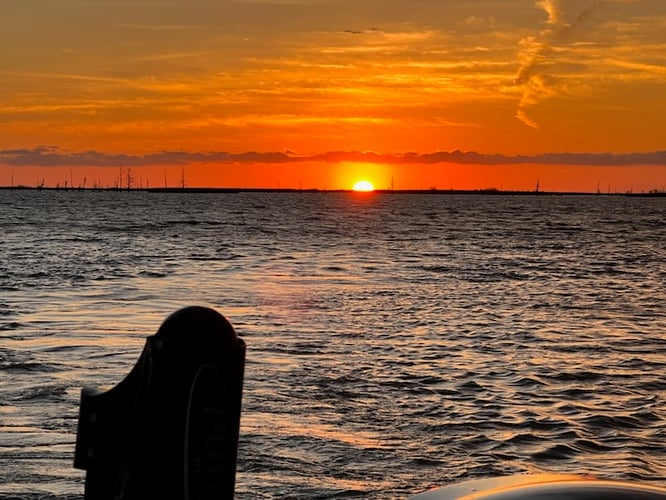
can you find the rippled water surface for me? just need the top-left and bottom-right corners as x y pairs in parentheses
(1, 190), (664, 498)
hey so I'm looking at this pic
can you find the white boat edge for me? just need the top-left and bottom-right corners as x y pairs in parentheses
(408, 473), (666, 499)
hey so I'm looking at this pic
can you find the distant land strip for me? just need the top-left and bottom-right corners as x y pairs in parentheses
(1, 185), (664, 196)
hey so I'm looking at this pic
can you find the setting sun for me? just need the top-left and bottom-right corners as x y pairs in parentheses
(352, 180), (375, 192)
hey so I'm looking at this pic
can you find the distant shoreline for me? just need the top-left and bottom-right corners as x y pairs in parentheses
(0, 185), (664, 196)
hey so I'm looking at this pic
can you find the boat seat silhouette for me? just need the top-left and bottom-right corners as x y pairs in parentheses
(74, 306), (245, 500)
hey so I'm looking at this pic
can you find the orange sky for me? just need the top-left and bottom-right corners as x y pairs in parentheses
(1, 0), (665, 192)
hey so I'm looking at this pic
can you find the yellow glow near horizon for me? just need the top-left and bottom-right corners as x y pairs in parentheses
(352, 180), (375, 192)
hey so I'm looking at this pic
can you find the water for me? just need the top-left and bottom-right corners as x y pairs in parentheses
(1, 189), (664, 498)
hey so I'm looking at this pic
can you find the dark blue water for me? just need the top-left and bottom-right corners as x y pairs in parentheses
(1, 190), (664, 498)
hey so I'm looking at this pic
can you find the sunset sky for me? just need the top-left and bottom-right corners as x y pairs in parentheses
(1, 0), (665, 192)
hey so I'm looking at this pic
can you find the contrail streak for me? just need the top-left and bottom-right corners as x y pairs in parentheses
(514, 0), (611, 128)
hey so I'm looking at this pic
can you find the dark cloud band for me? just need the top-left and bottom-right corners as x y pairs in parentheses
(2, 147), (665, 167)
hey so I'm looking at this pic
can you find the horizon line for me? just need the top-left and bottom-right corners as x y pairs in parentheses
(2, 185), (664, 197)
